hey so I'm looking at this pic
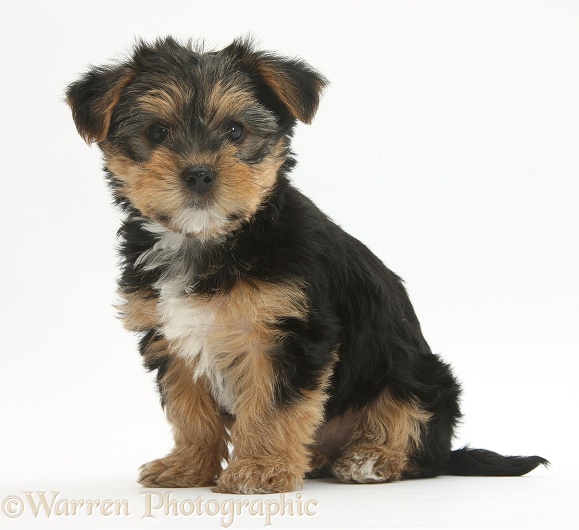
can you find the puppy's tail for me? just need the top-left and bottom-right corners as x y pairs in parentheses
(446, 447), (549, 477)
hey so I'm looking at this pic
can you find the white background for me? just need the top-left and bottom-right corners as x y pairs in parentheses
(1, 0), (577, 528)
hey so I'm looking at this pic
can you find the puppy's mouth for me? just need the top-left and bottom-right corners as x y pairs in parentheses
(148, 203), (244, 242)
(145, 174), (225, 238)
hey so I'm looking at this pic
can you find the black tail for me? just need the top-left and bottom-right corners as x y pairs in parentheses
(447, 447), (549, 477)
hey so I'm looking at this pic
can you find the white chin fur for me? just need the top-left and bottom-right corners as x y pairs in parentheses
(173, 207), (230, 240)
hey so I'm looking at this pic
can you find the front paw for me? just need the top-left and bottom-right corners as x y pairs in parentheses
(212, 458), (303, 494)
(139, 452), (220, 488)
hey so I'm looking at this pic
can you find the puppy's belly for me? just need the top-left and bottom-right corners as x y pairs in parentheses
(314, 409), (360, 458)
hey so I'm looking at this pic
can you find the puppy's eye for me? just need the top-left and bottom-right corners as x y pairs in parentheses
(225, 122), (244, 143)
(147, 123), (170, 144)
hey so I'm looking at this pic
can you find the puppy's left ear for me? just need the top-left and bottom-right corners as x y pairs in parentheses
(221, 39), (328, 124)
(66, 64), (135, 144)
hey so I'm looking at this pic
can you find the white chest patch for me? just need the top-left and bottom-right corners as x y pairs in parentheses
(159, 291), (237, 413)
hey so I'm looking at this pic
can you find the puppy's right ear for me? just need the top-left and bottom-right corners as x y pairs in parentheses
(66, 65), (135, 144)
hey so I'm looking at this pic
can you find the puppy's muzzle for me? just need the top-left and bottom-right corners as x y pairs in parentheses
(182, 166), (215, 194)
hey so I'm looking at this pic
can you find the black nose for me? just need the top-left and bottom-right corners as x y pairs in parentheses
(181, 166), (215, 194)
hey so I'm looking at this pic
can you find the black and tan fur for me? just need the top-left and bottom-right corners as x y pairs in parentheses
(66, 37), (547, 494)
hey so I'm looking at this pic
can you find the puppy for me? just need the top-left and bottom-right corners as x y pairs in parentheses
(66, 37), (547, 494)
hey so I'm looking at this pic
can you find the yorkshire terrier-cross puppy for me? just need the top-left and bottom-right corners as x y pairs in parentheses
(66, 37), (547, 494)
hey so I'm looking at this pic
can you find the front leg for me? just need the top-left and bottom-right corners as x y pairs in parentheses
(213, 350), (333, 494)
(139, 340), (229, 488)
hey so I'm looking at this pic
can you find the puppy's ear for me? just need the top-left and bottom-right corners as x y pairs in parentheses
(221, 38), (328, 124)
(66, 65), (135, 144)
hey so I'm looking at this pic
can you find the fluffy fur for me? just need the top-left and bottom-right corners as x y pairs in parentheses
(66, 37), (547, 494)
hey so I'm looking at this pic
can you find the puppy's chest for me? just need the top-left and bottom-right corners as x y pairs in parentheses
(155, 273), (250, 414)
(156, 276), (221, 357)
(130, 226), (308, 412)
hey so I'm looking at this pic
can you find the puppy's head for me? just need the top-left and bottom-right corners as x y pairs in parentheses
(67, 37), (327, 240)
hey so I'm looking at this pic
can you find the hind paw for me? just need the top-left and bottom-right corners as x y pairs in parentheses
(331, 446), (407, 483)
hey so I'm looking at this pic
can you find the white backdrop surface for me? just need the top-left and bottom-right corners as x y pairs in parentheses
(0, 1), (577, 528)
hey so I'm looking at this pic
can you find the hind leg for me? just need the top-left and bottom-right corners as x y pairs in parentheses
(330, 389), (431, 483)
